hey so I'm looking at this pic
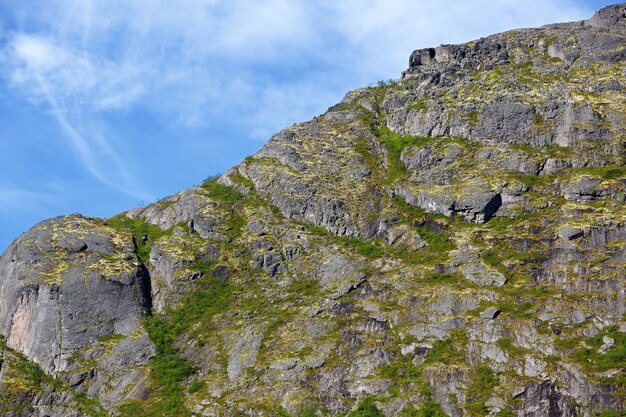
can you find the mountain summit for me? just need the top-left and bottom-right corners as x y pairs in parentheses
(1, 4), (625, 416)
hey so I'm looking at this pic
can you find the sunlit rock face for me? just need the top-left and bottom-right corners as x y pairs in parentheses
(1, 3), (626, 416)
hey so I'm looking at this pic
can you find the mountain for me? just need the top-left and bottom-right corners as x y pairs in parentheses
(1, 3), (626, 416)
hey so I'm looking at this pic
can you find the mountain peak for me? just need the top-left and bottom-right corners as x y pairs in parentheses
(587, 2), (626, 28)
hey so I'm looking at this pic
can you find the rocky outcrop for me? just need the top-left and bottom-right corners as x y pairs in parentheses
(390, 4), (626, 153)
(0, 215), (154, 411)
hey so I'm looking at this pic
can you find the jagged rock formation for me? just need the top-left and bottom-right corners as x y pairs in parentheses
(1, 3), (625, 416)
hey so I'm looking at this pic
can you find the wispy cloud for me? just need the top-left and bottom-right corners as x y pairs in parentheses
(6, 33), (148, 199)
(0, 184), (59, 213)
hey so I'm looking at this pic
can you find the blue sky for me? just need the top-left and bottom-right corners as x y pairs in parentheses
(0, 0), (617, 251)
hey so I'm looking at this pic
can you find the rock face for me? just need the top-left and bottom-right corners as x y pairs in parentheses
(1, 4), (626, 417)
(0, 215), (154, 414)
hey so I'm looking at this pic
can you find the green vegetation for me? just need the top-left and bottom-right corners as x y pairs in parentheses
(299, 408), (320, 417)
(378, 126), (434, 180)
(187, 379), (206, 394)
(74, 393), (108, 417)
(595, 410), (626, 417)
(107, 215), (167, 262)
(118, 275), (232, 416)
(96, 334), (125, 344)
(0, 337), (59, 390)
(423, 331), (468, 366)
(0, 338), (107, 417)
(465, 365), (498, 415)
(200, 177), (245, 203)
(200, 176), (266, 240)
(307, 217), (453, 267)
(169, 275), (232, 336)
(118, 316), (195, 417)
(304, 193), (456, 267)
(190, 259), (217, 277)
(380, 349), (421, 394)
(466, 111), (479, 127)
(515, 172), (558, 188)
(575, 165), (626, 181)
(347, 398), (384, 417)
(572, 326), (626, 379)
(409, 385), (447, 417)
(408, 101), (429, 112)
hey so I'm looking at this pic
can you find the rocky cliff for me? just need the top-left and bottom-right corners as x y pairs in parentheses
(1, 4), (625, 417)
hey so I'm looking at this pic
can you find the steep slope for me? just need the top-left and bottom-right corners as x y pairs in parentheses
(1, 4), (625, 417)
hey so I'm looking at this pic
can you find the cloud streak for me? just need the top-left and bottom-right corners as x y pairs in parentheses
(6, 34), (148, 199)
(0, 184), (59, 214)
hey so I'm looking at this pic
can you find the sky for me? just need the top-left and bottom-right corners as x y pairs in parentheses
(0, 0), (618, 252)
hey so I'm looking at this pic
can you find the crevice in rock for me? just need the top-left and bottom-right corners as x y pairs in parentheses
(136, 263), (153, 316)
(129, 236), (154, 316)
(483, 193), (502, 222)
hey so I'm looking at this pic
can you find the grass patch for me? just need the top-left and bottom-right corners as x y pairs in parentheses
(287, 278), (322, 303)
(346, 237), (387, 259)
(423, 330), (468, 365)
(347, 397), (384, 417)
(190, 260), (217, 277)
(378, 127), (434, 180)
(170, 276), (232, 335)
(572, 326), (626, 377)
(465, 365), (498, 415)
(403, 384), (447, 417)
(74, 393), (108, 417)
(187, 379), (206, 394)
(380, 349), (421, 394)
(0, 338), (59, 389)
(594, 410), (626, 417)
(107, 215), (167, 263)
(200, 177), (245, 203)
(96, 334), (125, 344)
(575, 166), (626, 181)
(229, 172), (256, 189)
(515, 173), (559, 188)
(496, 337), (528, 357)
(307, 203), (454, 267)
(0, 338), (106, 417)
(118, 275), (232, 416)
(408, 101), (429, 112)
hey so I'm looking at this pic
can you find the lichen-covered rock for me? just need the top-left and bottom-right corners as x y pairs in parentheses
(1, 3), (626, 416)
(0, 215), (154, 411)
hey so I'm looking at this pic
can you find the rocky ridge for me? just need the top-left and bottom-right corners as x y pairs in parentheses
(0, 4), (625, 417)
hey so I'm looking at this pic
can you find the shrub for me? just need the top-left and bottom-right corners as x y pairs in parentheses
(106, 215), (166, 263)
(348, 398), (384, 417)
(200, 177), (244, 203)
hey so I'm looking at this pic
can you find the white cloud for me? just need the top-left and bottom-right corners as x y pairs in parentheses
(9, 33), (145, 110)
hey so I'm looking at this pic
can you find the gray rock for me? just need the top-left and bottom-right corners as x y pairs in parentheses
(0, 215), (151, 374)
(0, 215), (154, 411)
(481, 307), (501, 320)
(317, 254), (367, 299)
(226, 329), (263, 381)
(516, 381), (576, 417)
(450, 244), (507, 287)
(572, 309), (589, 325)
(1, 3), (626, 415)
(586, 3), (626, 28)
(599, 336), (616, 353)
(558, 225), (584, 240)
